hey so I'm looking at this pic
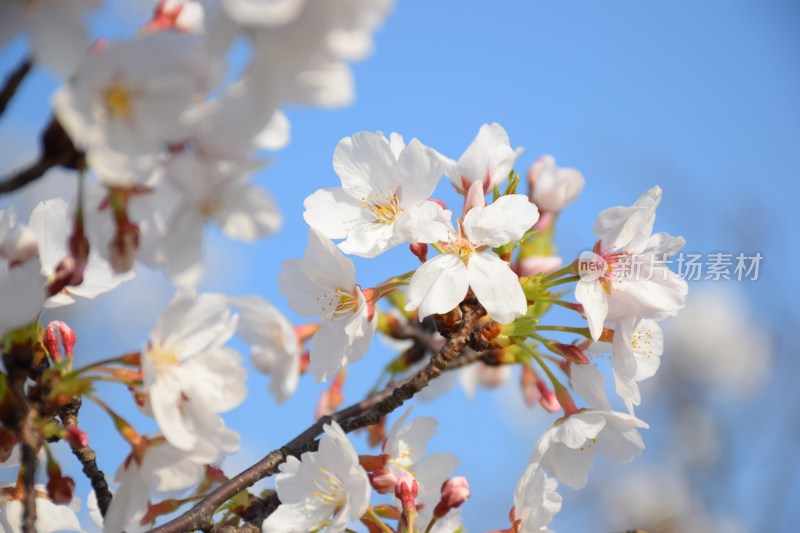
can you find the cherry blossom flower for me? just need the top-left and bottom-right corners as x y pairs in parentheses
(576, 186), (688, 340)
(141, 292), (246, 452)
(232, 295), (301, 403)
(441, 123), (524, 194)
(527, 155), (585, 212)
(0, 484), (81, 533)
(52, 32), (215, 186)
(105, 435), (236, 533)
(381, 409), (460, 529)
(512, 464), (562, 533)
(0, 0), (97, 76)
(155, 151), (281, 287)
(607, 318), (663, 413)
(278, 229), (376, 381)
(530, 410), (649, 490)
(405, 194), (539, 323)
(262, 421), (370, 533)
(304, 131), (446, 257)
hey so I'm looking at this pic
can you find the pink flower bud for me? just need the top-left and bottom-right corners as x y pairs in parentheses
(553, 342), (590, 365)
(43, 324), (62, 363)
(537, 379), (560, 413)
(409, 242), (428, 263)
(369, 468), (398, 494)
(434, 476), (470, 518)
(517, 255), (562, 277)
(462, 180), (486, 217)
(44, 321), (77, 363)
(65, 426), (89, 449)
(395, 472), (418, 512)
(108, 220), (140, 274)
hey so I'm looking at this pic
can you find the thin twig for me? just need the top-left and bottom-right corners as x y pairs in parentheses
(150, 303), (486, 533)
(19, 410), (39, 533)
(59, 397), (113, 516)
(0, 58), (32, 118)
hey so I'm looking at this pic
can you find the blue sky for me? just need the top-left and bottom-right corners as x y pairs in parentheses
(1, 0), (798, 531)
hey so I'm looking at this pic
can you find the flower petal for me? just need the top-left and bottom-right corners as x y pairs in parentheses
(405, 253), (469, 320)
(467, 252), (526, 323)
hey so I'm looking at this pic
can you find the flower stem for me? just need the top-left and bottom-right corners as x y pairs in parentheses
(514, 340), (562, 390)
(534, 325), (592, 338)
(544, 274), (581, 288)
(363, 507), (395, 533)
(541, 260), (577, 282)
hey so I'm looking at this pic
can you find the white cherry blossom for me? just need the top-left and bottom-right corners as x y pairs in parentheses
(441, 123), (524, 194)
(576, 186), (688, 340)
(262, 421), (370, 533)
(530, 410), (649, 490)
(156, 151), (281, 287)
(52, 32), (216, 186)
(304, 131), (446, 258)
(383, 409), (459, 530)
(528, 155), (584, 212)
(278, 229), (376, 381)
(405, 194), (538, 323)
(141, 292), (246, 452)
(512, 464), (562, 533)
(0, 484), (81, 533)
(233, 295), (301, 403)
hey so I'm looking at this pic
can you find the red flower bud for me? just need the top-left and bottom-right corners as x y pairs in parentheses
(434, 476), (470, 518)
(369, 468), (398, 494)
(65, 426), (89, 449)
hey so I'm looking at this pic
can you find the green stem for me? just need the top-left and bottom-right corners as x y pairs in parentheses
(514, 340), (562, 390)
(544, 274), (581, 288)
(534, 325), (592, 338)
(430, 242), (445, 254)
(363, 507), (394, 533)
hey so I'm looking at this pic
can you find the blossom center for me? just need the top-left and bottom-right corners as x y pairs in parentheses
(630, 327), (655, 357)
(443, 236), (475, 263)
(362, 186), (401, 224)
(148, 344), (180, 370)
(104, 80), (135, 119)
(317, 287), (360, 321)
(311, 467), (346, 507)
(389, 446), (414, 471)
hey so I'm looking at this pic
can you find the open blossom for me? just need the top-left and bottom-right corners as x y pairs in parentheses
(304, 131), (446, 258)
(530, 410), (649, 490)
(141, 292), (246, 452)
(382, 409), (459, 527)
(0, 484), (81, 533)
(611, 318), (663, 413)
(262, 422), (370, 533)
(406, 194), (538, 323)
(279, 229), (376, 381)
(105, 435), (237, 533)
(512, 464), (562, 533)
(527, 155), (584, 212)
(441, 123), (524, 193)
(233, 295), (301, 403)
(576, 186), (688, 340)
(156, 151), (281, 287)
(52, 32), (215, 185)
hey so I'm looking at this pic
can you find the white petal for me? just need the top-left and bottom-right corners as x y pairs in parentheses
(467, 252), (526, 323)
(303, 187), (367, 240)
(463, 194), (539, 247)
(405, 254), (469, 320)
(217, 184), (282, 241)
(333, 131), (395, 199)
(393, 138), (442, 208)
(575, 280), (608, 341)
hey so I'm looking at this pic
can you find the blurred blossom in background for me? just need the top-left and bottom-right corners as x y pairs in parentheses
(1, 0), (798, 531)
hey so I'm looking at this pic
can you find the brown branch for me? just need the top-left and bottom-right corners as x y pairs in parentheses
(58, 397), (113, 516)
(150, 302), (486, 533)
(19, 410), (39, 533)
(0, 58), (32, 119)
(0, 117), (84, 195)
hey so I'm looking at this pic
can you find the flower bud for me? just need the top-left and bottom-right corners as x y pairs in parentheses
(314, 371), (345, 419)
(395, 471), (418, 512)
(517, 255), (562, 277)
(462, 180), (487, 217)
(409, 242), (428, 263)
(46, 457), (75, 504)
(552, 342), (590, 365)
(537, 379), (560, 413)
(433, 476), (470, 518)
(369, 468), (398, 494)
(43, 320), (77, 363)
(527, 155), (584, 213)
(65, 426), (89, 449)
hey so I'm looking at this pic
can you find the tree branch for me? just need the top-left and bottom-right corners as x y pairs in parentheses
(0, 117), (84, 195)
(150, 302), (486, 533)
(19, 409), (39, 533)
(59, 397), (113, 516)
(0, 58), (32, 119)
